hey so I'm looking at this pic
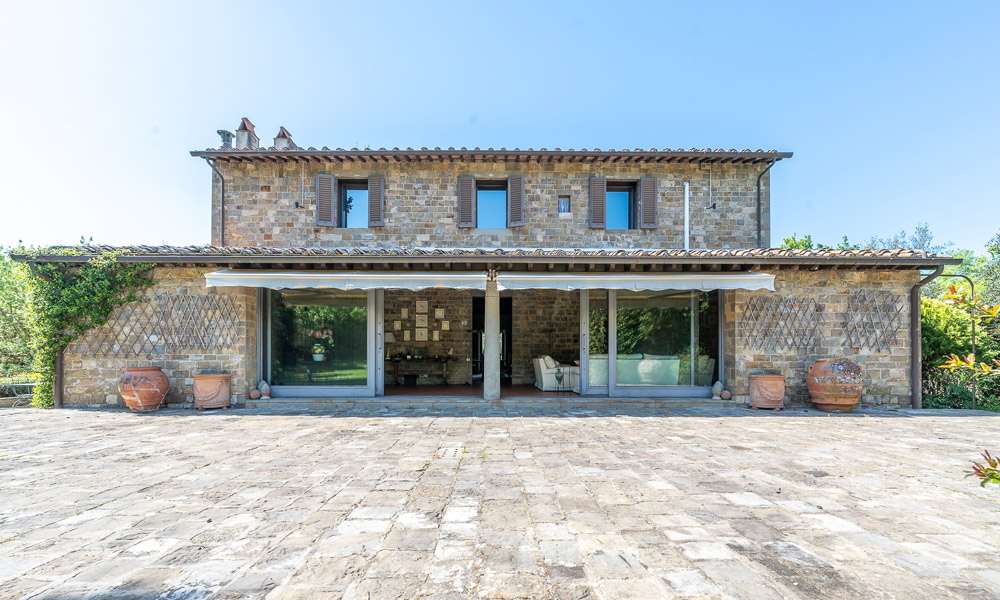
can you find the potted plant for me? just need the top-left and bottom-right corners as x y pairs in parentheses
(309, 329), (333, 362)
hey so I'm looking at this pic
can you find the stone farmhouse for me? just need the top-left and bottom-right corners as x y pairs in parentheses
(26, 118), (958, 408)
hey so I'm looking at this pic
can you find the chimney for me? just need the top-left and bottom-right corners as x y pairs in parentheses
(217, 130), (234, 149)
(235, 117), (258, 150)
(273, 126), (296, 151)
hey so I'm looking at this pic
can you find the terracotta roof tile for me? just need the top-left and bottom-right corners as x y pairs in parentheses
(21, 245), (958, 266)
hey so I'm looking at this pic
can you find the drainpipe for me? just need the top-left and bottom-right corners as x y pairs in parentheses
(204, 158), (225, 246)
(756, 159), (776, 248)
(683, 182), (690, 250)
(54, 350), (64, 408)
(911, 265), (944, 409)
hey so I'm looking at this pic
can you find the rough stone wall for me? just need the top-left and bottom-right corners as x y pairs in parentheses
(63, 267), (257, 407)
(725, 269), (918, 407)
(212, 161), (770, 249)
(511, 290), (580, 385)
(383, 290), (473, 385)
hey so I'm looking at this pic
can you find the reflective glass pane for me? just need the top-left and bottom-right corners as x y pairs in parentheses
(606, 190), (631, 229)
(615, 290), (717, 387)
(588, 290), (609, 387)
(342, 188), (369, 228)
(477, 189), (507, 228)
(270, 290), (368, 386)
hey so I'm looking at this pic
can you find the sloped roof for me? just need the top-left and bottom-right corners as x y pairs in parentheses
(190, 147), (793, 165)
(14, 245), (959, 270)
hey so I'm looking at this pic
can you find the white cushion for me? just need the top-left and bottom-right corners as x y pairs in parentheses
(542, 355), (558, 370)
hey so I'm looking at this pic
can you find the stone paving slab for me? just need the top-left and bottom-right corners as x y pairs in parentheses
(0, 406), (998, 599)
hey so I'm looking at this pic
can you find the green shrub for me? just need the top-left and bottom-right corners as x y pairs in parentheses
(922, 297), (997, 365)
(0, 251), (32, 376)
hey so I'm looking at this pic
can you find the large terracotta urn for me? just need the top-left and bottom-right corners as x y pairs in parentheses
(807, 359), (864, 412)
(749, 374), (786, 410)
(118, 367), (169, 412)
(193, 373), (231, 410)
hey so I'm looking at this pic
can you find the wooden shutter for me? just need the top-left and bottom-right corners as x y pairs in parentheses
(368, 174), (384, 227)
(638, 177), (657, 229)
(507, 174), (524, 227)
(457, 175), (475, 227)
(316, 174), (334, 226)
(589, 177), (606, 229)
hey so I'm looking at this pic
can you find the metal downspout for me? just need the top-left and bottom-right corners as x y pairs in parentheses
(204, 158), (225, 246)
(911, 265), (944, 409)
(756, 159), (776, 248)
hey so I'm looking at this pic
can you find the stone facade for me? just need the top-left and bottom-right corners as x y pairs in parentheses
(383, 289), (474, 386)
(725, 269), (918, 407)
(212, 161), (770, 249)
(511, 290), (580, 385)
(63, 267), (257, 407)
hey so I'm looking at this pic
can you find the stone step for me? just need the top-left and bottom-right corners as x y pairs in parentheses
(246, 397), (739, 411)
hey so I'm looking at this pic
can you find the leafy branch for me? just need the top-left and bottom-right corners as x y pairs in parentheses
(939, 285), (1000, 377)
(967, 450), (1000, 487)
(18, 246), (155, 407)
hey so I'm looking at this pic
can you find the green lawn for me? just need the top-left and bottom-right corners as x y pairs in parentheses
(274, 359), (367, 386)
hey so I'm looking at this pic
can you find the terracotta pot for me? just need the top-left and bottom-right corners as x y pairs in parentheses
(807, 359), (863, 412)
(118, 367), (169, 412)
(193, 374), (231, 410)
(749, 374), (786, 410)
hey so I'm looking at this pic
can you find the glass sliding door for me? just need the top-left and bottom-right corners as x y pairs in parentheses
(266, 289), (376, 396)
(583, 290), (610, 393)
(580, 289), (720, 397)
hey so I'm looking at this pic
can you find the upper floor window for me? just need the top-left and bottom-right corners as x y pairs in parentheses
(589, 177), (657, 230)
(315, 174), (384, 228)
(606, 182), (637, 230)
(476, 180), (507, 228)
(457, 174), (524, 229)
(339, 180), (369, 228)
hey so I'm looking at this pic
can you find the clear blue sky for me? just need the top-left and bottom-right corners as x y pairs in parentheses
(1, 1), (997, 252)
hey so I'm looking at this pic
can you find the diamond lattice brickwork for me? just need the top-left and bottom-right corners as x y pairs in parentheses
(845, 289), (904, 352)
(740, 296), (825, 352)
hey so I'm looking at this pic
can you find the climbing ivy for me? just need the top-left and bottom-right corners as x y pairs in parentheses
(19, 247), (155, 407)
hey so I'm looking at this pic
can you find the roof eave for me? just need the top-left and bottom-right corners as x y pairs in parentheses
(11, 253), (961, 269)
(189, 149), (794, 164)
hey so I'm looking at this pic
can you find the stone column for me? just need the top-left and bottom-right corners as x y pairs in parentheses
(484, 279), (501, 401)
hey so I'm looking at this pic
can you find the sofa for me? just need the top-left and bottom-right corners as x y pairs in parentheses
(532, 356), (580, 392)
(588, 353), (680, 386)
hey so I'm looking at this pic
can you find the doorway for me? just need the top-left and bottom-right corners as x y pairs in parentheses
(471, 296), (512, 384)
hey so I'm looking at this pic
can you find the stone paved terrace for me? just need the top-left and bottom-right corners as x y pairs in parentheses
(1, 406), (998, 600)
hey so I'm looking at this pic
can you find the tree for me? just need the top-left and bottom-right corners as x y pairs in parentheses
(0, 249), (32, 376)
(780, 233), (826, 249)
(866, 222), (952, 254)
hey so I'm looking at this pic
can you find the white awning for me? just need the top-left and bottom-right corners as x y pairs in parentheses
(205, 269), (488, 290)
(495, 272), (775, 292)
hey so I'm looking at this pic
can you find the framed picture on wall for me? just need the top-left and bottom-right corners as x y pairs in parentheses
(404, 330), (411, 341)
(416, 301), (428, 314)
(441, 321), (450, 331)
(415, 328), (428, 341)
(435, 308), (445, 319)
(415, 314), (428, 327)
(432, 330), (440, 341)
(393, 320), (401, 330)
(401, 308), (408, 319)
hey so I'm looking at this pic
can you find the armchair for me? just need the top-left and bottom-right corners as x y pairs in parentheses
(532, 356), (580, 393)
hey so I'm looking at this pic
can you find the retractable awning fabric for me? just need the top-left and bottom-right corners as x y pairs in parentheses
(204, 270), (489, 290)
(495, 272), (775, 292)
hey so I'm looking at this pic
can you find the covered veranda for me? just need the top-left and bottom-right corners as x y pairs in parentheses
(204, 250), (779, 402)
